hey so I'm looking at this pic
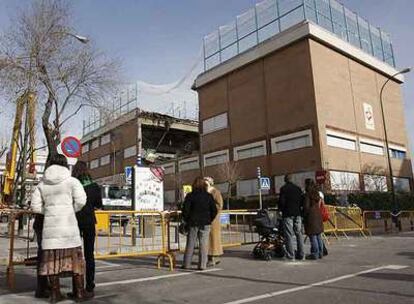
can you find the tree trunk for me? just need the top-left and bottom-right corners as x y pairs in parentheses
(42, 93), (58, 165)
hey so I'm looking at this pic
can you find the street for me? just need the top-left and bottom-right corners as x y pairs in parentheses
(1, 232), (413, 304)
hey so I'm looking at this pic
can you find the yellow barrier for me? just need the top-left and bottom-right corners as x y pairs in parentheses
(334, 206), (367, 238)
(323, 206), (338, 236)
(93, 210), (174, 270)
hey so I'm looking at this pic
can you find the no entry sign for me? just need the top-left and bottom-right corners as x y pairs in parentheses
(61, 136), (81, 158)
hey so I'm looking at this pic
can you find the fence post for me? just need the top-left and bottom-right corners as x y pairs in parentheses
(7, 212), (16, 289)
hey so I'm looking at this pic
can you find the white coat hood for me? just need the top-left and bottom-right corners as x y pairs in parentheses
(42, 165), (71, 185)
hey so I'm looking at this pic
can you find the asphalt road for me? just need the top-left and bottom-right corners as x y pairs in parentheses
(0, 232), (413, 304)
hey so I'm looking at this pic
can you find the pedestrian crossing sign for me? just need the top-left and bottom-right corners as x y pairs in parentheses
(260, 177), (271, 190)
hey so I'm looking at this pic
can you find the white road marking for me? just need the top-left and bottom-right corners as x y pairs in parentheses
(222, 265), (409, 304)
(96, 268), (223, 287)
(96, 260), (121, 269)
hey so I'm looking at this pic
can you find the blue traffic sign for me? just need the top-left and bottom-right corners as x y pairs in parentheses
(125, 166), (132, 184)
(260, 177), (271, 190)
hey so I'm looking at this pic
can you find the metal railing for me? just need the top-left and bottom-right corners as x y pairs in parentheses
(203, 0), (395, 71)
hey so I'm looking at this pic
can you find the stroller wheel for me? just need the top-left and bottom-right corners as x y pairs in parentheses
(264, 252), (272, 261)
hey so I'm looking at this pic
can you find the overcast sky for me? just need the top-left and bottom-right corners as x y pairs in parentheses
(0, 0), (413, 159)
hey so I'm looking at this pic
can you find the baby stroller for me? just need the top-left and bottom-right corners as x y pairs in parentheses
(252, 209), (285, 261)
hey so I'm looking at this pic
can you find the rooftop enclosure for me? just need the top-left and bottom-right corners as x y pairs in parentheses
(203, 0), (395, 71)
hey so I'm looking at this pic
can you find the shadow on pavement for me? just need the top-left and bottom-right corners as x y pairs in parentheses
(360, 272), (414, 282)
(397, 251), (414, 260)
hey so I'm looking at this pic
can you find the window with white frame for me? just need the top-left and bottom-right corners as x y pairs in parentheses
(164, 190), (176, 203)
(100, 155), (110, 166)
(393, 177), (411, 193)
(202, 113), (228, 134)
(364, 175), (387, 192)
(326, 130), (356, 151)
(124, 145), (137, 159)
(330, 171), (360, 191)
(204, 150), (229, 167)
(91, 139), (99, 150)
(234, 141), (266, 161)
(360, 138), (384, 155)
(82, 143), (89, 154)
(100, 133), (111, 145)
(271, 129), (312, 153)
(90, 159), (99, 169)
(237, 179), (268, 197)
(163, 163), (175, 175)
(274, 171), (315, 193)
(179, 157), (199, 172)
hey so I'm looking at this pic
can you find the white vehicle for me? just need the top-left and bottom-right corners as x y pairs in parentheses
(101, 185), (132, 210)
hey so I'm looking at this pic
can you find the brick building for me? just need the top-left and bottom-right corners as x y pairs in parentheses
(162, 0), (413, 203)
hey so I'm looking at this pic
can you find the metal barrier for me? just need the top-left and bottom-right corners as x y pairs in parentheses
(363, 210), (414, 235)
(323, 206), (338, 237)
(335, 206), (367, 238)
(93, 210), (174, 270)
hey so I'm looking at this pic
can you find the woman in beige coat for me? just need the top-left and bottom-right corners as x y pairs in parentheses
(205, 177), (224, 266)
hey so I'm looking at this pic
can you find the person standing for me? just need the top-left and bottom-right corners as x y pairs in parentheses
(278, 175), (304, 260)
(30, 154), (87, 303)
(182, 177), (218, 270)
(205, 177), (223, 267)
(304, 178), (324, 260)
(72, 161), (103, 298)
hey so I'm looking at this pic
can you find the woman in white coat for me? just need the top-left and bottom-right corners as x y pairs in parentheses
(31, 154), (87, 303)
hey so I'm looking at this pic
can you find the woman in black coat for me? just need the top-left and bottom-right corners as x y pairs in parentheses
(304, 179), (324, 260)
(72, 161), (103, 298)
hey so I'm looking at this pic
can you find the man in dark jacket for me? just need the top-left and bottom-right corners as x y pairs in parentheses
(279, 175), (304, 260)
(72, 161), (103, 298)
(182, 177), (218, 270)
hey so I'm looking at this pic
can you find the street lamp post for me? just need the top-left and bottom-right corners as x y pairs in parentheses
(378, 67), (411, 211)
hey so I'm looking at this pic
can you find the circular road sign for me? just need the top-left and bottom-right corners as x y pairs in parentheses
(61, 136), (81, 158)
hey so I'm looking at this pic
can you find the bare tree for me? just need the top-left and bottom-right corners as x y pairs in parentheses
(217, 161), (241, 209)
(0, 0), (120, 162)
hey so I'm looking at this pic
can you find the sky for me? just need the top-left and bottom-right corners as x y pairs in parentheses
(0, 0), (413, 158)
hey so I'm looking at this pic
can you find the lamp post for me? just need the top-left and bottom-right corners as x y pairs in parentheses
(379, 67), (411, 211)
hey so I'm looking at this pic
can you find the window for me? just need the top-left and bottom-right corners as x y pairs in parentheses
(91, 139), (99, 150)
(163, 163), (175, 175)
(90, 159), (99, 169)
(164, 190), (175, 203)
(389, 146), (407, 159)
(364, 175), (387, 192)
(179, 157), (199, 172)
(100, 133), (111, 145)
(215, 182), (229, 194)
(330, 171), (360, 191)
(237, 179), (268, 197)
(82, 143), (89, 154)
(100, 155), (110, 166)
(393, 177), (411, 193)
(271, 130), (313, 153)
(360, 139), (384, 155)
(274, 171), (315, 193)
(326, 130), (356, 151)
(234, 141), (266, 161)
(124, 145), (137, 159)
(203, 113), (228, 134)
(204, 150), (229, 167)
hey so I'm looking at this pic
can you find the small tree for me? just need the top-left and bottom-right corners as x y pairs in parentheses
(218, 161), (241, 209)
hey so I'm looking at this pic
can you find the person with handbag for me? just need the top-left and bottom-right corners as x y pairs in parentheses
(182, 177), (218, 270)
(303, 178), (324, 260)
